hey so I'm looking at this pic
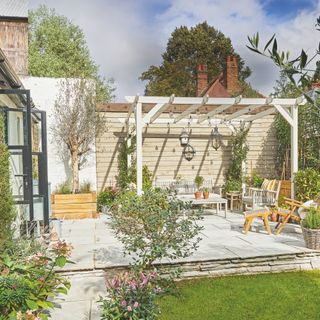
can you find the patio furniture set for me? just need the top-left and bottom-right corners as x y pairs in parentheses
(155, 178), (303, 235)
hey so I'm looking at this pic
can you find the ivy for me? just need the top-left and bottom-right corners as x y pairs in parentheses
(223, 124), (249, 193)
(117, 136), (152, 191)
(0, 114), (16, 252)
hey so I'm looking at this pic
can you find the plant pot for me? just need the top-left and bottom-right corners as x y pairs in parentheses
(271, 211), (278, 222)
(194, 191), (202, 200)
(301, 225), (320, 250)
(203, 191), (209, 199)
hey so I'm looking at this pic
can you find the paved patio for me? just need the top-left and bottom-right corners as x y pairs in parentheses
(51, 211), (319, 319)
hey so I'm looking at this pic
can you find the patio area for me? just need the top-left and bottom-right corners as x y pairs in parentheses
(51, 210), (320, 320)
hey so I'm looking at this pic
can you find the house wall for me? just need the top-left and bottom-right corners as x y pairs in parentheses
(95, 111), (277, 191)
(21, 76), (97, 192)
(0, 19), (28, 75)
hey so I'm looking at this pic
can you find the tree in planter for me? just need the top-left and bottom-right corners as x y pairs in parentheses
(52, 79), (101, 193)
(0, 114), (15, 251)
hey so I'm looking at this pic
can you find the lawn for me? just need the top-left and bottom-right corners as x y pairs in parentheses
(158, 271), (320, 320)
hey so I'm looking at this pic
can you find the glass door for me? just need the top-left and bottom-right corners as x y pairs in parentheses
(0, 90), (49, 229)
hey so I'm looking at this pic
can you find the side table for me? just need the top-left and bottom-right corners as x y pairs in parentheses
(226, 192), (242, 212)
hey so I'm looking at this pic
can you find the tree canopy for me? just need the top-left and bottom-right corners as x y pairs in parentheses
(28, 5), (115, 102)
(140, 22), (252, 96)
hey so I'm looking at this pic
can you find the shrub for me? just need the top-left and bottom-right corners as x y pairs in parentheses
(110, 189), (203, 270)
(194, 175), (204, 191)
(302, 207), (320, 229)
(250, 172), (264, 188)
(0, 240), (73, 319)
(222, 179), (242, 194)
(79, 180), (92, 193)
(0, 113), (16, 252)
(97, 187), (118, 211)
(295, 168), (320, 201)
(55, 180), (72, 194)
(99, 271), (161, 320)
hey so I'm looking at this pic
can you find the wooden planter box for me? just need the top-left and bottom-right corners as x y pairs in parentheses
(51, 192), (98, 220)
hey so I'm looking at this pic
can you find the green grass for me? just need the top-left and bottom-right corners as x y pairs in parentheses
(158, 271), (320, 320)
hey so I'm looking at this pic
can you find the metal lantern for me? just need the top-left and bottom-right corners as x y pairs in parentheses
(211, 125), (222, 150)
(182, 144), (196, 161)
(179, 128), (189, 147)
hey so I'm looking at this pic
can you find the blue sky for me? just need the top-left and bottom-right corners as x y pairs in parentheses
(29, 0), (320, 100)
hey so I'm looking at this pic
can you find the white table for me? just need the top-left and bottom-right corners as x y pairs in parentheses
(177, 193), (228, 218)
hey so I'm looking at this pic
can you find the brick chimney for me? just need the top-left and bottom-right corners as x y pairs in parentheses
(225, 56), (240, 94)
(196, 64), (208, 96)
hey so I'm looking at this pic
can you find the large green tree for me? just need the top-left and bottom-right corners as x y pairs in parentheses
(140, 22), (252, 96)
(28, 5), (115, 102)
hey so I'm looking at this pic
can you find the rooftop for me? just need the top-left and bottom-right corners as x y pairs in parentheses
(0, 0), (28, 19)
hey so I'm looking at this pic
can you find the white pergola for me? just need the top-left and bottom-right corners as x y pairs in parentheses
(124, 95), (306, 196)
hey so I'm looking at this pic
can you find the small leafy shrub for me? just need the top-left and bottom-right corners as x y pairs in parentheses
(250, 172), (264, 188)
(222, 179), (242, 194)
(100, 271), (161, 320)
(295, 168), (320, 201)
(79, 180), (91, 193)
(111, 189), (203, 270)
(0, 240), (73, 319)
(302, 207), (320, 229)
(194, 175), (204, 191)
(97, 187), (118, 211)
(55, 180), (72, 194)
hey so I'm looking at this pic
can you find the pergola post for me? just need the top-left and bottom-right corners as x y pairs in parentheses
(135, 102), (143, 195)
(290, 104), (299, 198)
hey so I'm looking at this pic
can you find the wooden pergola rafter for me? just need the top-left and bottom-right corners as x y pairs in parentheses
(124, 95), (306, 196)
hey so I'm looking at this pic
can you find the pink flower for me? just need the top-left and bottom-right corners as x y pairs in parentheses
(112, 277), (119, 288)
(156, 287), (162, 293)
(133, 302), (139, 309)
(121, 300), (127, 307)
(127, 306), (132, 312)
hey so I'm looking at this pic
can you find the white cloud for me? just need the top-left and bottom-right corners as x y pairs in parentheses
(29, 0), (320, 100)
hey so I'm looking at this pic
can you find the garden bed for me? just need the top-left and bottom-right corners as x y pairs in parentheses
(51, 192), (98, 219)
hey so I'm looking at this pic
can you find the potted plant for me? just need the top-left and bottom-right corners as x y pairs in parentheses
(203, 187), (210, 199)
(194, 175), (204, 200)
(301, 206), (320, 250)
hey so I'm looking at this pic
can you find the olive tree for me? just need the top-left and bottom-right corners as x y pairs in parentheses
(51, 79), (101, 193)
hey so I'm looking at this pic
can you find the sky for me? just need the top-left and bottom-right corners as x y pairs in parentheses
(29, 0), (320, 101)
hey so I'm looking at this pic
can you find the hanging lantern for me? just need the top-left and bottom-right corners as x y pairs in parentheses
(211, 125), (222, 150)
(182, 144), (196, 161)
(179, 128), (189, 147)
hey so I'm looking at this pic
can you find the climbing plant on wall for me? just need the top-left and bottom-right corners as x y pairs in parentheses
(223, 123), (250, 193)
(117, 136), (152, 191)
(0, 113), (16, 251)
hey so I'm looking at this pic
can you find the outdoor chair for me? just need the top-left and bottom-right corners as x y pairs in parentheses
(242, 179), (281, 210)
(274, 197), (305, 235)
(243, 208), (272, 235)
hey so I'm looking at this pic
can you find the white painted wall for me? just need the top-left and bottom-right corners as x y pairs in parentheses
(21, 76), (97, 191)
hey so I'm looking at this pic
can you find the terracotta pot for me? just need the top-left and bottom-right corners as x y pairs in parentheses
(271, 211), (278, 222)
(203, 191), (209, 199)
(194, 191), (202, 200)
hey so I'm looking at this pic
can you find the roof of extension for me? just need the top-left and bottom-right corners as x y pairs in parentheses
(0, 0), (28, 19)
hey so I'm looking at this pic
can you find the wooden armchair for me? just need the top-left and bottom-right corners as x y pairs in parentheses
(242, 179), (281, 210)
(274, 197), (306, 235)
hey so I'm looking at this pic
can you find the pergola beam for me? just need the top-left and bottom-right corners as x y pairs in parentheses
(247, 107), (276, 121)
(174, 95), (209, 123)
(274, 104), (294, 127)
(224, 104), (264, 121)
(143, 94), (175, 124)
